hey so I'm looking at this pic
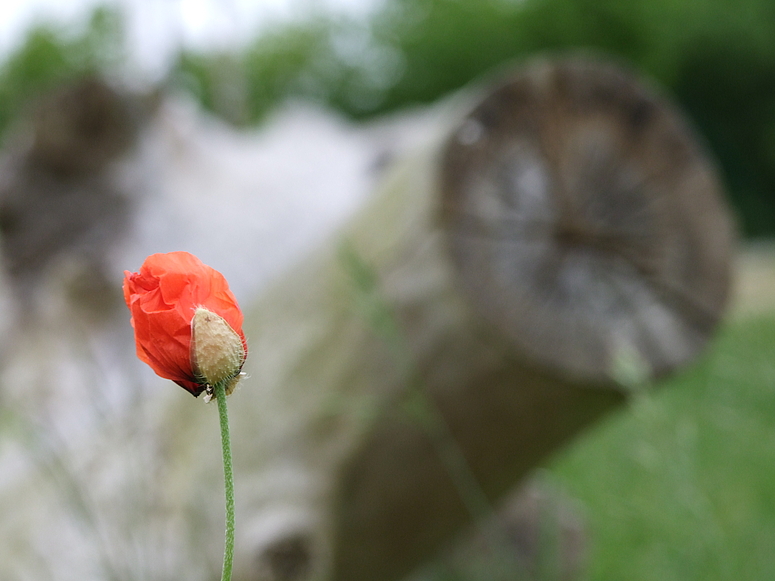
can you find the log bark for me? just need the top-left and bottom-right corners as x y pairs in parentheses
(0, 55), (735, 581)
(227, 55), (735, 581)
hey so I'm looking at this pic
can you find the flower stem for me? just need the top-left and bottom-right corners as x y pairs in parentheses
(214, 381), (235, 581)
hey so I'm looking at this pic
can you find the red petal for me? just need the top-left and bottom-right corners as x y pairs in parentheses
(123, 251), (246, 395)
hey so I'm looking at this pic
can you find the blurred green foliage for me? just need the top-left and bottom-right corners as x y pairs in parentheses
(1, 0), (774, 235)
(173, 14), (404, 125)
(0, 7), (124, 139)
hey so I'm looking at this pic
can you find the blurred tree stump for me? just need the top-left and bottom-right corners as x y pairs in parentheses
(226, 55), (734, 581)
(0, 77), (148, 304)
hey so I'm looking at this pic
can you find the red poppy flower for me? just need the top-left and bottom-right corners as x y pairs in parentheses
(123, 251), (247, 397)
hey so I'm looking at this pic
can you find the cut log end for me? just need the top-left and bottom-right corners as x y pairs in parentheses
(441, 55), (735, 384)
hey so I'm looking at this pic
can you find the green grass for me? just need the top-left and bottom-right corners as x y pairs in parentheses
(549, 314), (775, 581)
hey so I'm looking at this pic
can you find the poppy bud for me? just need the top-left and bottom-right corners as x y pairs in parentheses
(191, 307), (246, 396)
(123, 251), (248, 397)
